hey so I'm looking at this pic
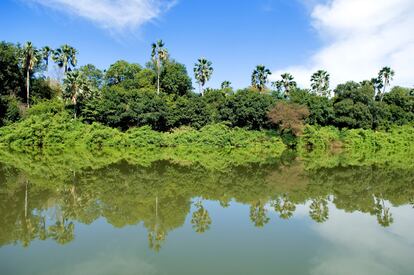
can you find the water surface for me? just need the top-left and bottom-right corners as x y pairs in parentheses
(0, 149), (413, 275)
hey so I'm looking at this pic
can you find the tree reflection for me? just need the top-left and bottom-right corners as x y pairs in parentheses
(191, 201), (212, 233)
(48, 217), (75, 245)
(309, 197), (329, 223)
(374, 197), (394, 227)
(147, 196), (167, 252)
(272, 194), (296, 220)
(249, 201), (270, 228)
(0, 149), (413, 249)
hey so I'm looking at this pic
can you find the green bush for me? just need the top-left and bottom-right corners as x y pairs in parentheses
(0, 113), (286, 153)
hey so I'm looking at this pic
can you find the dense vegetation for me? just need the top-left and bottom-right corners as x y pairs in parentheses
(0, 40), (413, 149)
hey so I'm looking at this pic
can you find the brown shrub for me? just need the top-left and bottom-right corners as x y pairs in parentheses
(268, 102), (310, 136)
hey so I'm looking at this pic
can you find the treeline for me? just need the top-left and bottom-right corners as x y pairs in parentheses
(0, 40), (413, 136)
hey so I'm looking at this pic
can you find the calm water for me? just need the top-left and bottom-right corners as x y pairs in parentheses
(0, 149), (413, 275)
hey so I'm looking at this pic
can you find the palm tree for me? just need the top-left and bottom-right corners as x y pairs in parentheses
(272, 73), (297, 97)
(377, 67), (395, 101)
(21, 42), (39, 108)
(41, 46), (52, 69)
(151, 40), (168, 94)
(194, 58), (213, 96)
(370, 77), (383, 99)
(63, 71), (92, 118)
(311, 70), (330, 97)
(251, 65), (271, 92)
(53, 44), (77, 73)
(221, 80), (231, 89)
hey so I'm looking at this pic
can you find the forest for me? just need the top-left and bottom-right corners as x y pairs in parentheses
(0, 40), (413, 149)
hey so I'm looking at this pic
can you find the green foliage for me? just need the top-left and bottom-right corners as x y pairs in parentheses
(219, 89), (276, 130)
(299, 125), (341, 151)
(0, 40), (413, 143)
(160, 61), (192, 96)
(0, 96), (21, 126)
(24, 98), (65, 118)
(0, 41), (23, 97)
(290, 89), (334, 126)
(0, 113), (286, 153)
(79, 64), (104, 88)
(299, 125), (414, 164)
(105, 60), (142, 87)
(333, 81), (375, 129)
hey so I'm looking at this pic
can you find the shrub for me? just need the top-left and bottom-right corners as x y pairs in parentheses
(268, 102), (310, 136)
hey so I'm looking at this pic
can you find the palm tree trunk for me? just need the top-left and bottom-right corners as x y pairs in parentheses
(26, 69), (30, 108)
(157, 69), (160, 95)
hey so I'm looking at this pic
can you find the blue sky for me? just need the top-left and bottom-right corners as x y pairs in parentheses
(1, 0), (413, 89)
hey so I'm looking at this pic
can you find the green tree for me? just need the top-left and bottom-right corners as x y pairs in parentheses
(251, 65), (271, 92)
(79, 64), (104, 89)
(194, 58), (213, 96)
(219, 89), (275, 130)
(63, 71), (94, 118)
(333, 81), (374, 129)
(377, 67), (395, 101)
(221, 80), (232, 89)
(0, 41), (23, 97)
(160, 60), (192, 96)
(21, 42), (39, 107)
(311, 70), (330, 97)
(104, 60), (141, 87)
(52, 44), (77, 73)
(151, 40), (169, 94)
(41, 46), (52, 70)
(272, 73), (297, 97)
(290, 88), (334, 126)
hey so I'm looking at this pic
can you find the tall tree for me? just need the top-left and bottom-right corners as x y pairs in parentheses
(41, 46), (52, 70)
(221, 80), (232, 89)
(21, 42), (39, 108)
(377, 67), (395, 101)
(151, 40), (168, 94)
(63, 71), (93, 118)
(310, 70), (330, 97)
(53, 44), (77, 73)
(79, 64), (104, 89)
(272, 73), (297, 97)
(251, 65), (271, 92)
(194, 58), (213, 96)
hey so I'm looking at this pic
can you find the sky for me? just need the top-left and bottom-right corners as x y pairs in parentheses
(1, 0), (413, 90)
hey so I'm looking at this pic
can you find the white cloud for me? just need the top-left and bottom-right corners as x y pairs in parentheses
(272, 0), (414, 89)
(309, 204), (414, 275)
(26, 0), (176, 32)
